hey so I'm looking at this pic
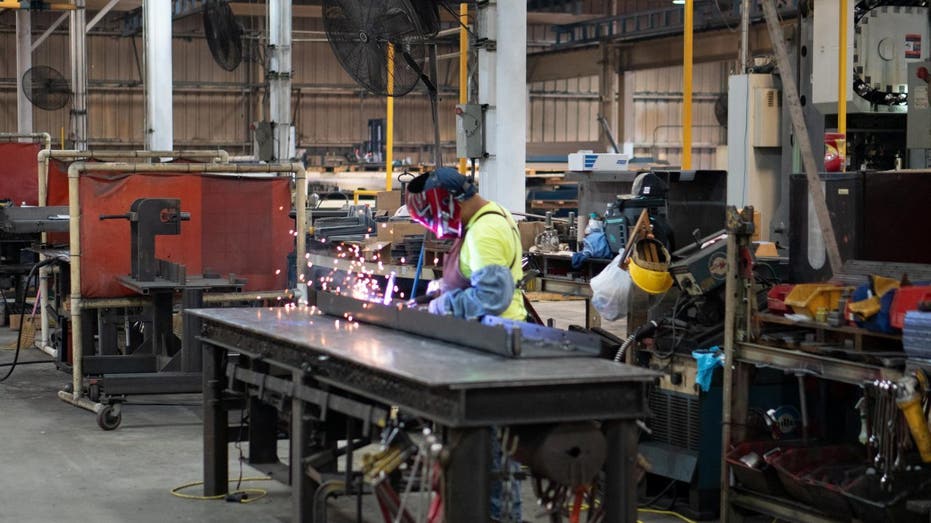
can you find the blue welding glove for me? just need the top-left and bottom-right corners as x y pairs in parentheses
(692, 346), (724, 392)
(429, 265), (515, 320)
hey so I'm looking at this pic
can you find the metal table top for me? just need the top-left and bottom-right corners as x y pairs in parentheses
(192, 307), (657, 390)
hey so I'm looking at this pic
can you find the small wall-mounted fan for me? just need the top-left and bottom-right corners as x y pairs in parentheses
(323, 0), (444, 165)
(21, 65), (72, 111)
(203, 0), (243, 71)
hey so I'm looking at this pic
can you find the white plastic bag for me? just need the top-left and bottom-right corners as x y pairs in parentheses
(590, 254), (631, 321)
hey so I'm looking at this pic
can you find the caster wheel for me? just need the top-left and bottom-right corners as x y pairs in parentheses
(97, 405), (122, 431)
(63, 384), (73, 393)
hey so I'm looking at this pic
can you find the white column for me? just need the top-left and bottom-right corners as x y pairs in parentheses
(69, 0), (88, 150)
(16, 10), (33, 135)
(143, 0), (173, 151)
(477, 0), (526, 213)
(268, 0), (293, 161)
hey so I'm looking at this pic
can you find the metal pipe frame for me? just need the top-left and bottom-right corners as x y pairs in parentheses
(60, 160), (307, 411)
(0, 133), (52, 355)
(35, 149), (230, 356)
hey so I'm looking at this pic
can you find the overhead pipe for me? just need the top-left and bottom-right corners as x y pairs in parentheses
(36, 149), (230, 356)
(62, 160), (306, 409)
(0, 132), (52, 149)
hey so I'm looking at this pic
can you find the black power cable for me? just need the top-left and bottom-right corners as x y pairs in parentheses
(0, 258), (58, 383)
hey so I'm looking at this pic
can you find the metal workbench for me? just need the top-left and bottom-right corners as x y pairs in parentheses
(193, 304), (657, 523)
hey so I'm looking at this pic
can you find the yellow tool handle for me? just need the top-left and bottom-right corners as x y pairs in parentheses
(898, 394), (931, 463)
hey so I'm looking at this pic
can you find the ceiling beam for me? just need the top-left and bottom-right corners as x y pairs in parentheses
(528, 21), (782, 82)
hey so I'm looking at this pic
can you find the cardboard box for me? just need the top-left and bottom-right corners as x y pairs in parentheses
(376, 221), (425, 244)
(518, 221), (545, 252)
(376, 191), (403, 215)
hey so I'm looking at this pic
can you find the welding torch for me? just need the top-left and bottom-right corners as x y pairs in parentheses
(407, 291), (441, 307)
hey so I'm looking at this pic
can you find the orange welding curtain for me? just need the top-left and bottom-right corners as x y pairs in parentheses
(0, 143), (41, 205)
(77, 172), (291, 298)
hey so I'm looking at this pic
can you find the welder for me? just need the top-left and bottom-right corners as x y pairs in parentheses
(406, 167), (525, 521)
(406, 167), (527, 322)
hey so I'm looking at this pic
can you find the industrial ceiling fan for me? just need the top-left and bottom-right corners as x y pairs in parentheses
(203, 0), (243, 71)
(322, 0), (444, 165)
(21, 65), (72, 111)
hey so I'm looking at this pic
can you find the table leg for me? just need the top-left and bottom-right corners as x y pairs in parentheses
(291, 371), (314, 521)
(203, 342), (228, 496)
(181, 288), (204, 372)
(444, 428), (490, 523)
(604, 420), (638, 523)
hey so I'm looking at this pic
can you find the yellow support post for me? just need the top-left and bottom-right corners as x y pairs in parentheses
(386, 44), (395, 191)
(682, 0), (694, 170)
(458, 2), (469, 175)
(838, 0), (848, 136)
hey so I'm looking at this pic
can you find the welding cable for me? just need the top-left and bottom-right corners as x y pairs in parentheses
(613, 320), (661, 363)
(170, 477), (272, 504)
(0, 258), (57, 383)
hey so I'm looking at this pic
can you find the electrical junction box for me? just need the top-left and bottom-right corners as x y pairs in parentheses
(455, 104), (484, 159)
(752, 88), (782, 147)
(567, 151), (631, 173)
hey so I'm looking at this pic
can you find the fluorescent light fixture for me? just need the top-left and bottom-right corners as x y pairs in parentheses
(672, 0), (685, 4)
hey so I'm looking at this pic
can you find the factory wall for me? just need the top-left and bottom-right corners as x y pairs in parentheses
(526, 60), (729, 170)
(0, 16), (460, 160)
(0, 12), (726, 168)
(629, 60), (730, 169)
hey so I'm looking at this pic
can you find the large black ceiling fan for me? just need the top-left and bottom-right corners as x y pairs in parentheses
(323, 0), (445, 165)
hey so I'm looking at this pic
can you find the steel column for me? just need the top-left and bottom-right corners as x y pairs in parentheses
(443, 428), (490, 522)
(143, 0), (173, 151)
(682, 0), (694, 170)
(268, 0), (293, 161)
(477, 0), (526, 213)
(16, 10), (32, 135)
(738, 0), (751, 71)
(69, 0), (88, 150)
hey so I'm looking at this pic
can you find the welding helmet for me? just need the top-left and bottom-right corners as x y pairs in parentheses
(405, 167), (477, 239)
(628, 238), (674, 294)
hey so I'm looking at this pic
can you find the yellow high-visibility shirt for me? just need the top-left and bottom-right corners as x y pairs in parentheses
(458, 202), (527, 320)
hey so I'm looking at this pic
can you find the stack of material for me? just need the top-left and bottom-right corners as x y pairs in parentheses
(391, 234), (423, 262)
(904, 311), (931, 359)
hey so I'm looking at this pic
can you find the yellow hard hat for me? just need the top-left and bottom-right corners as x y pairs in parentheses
(628, 238), (673, 294)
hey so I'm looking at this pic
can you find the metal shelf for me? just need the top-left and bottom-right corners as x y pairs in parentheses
(736, 342), (903, 385)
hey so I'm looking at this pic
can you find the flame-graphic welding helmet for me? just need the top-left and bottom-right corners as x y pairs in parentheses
(405, 167), (477, 239)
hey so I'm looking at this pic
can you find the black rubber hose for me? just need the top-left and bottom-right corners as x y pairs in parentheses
(0, 258), (56, 382)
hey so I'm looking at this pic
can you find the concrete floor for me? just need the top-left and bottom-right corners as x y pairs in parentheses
(0, 302), (684, 523)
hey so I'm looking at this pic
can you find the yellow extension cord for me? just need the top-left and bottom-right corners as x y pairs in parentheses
(170, 477), (274, 504)
(638, 508), (698, 523)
